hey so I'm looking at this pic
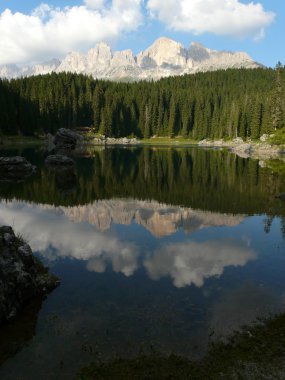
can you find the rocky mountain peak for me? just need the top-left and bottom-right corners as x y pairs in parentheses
(111, 49), (136, 67)
(188, 42), (211, 62)
(87, 42), (112, 66)
(137, 37), (188, 68)
(57, 51), (86, 73)
(0, 37), (262, 80)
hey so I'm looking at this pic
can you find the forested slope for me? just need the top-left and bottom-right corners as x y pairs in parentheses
(0, 67), (284, 139)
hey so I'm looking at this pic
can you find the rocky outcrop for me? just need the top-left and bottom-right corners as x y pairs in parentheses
(197, 138), (285, 160)
(0, 37), (262, 81)
(89, 136), (139, 145)
(54, 128), (80, 151)
(0, 156), (36, 181)
(137, 37), (192, 68)
(0, 226), (59, 325)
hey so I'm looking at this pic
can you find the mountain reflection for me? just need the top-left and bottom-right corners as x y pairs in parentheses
(0, 199), (256, 287)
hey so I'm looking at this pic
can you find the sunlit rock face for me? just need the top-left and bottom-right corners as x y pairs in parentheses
(0, 38), (261, 80)
(56, 52), (87, 74)
(137, 37), (190, 68)
(188, 42), (256, 71)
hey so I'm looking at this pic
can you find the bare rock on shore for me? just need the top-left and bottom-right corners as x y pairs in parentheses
(0, 156), (36, 181)
(54, 128), (82, 151)
(0, 226), (60, 325)
(89, 135), (139, 145)
(230, 143), (253, 158)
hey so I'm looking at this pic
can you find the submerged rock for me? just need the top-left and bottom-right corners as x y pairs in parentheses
(0, 156), (36, 181)
(0, 226), (60, 325)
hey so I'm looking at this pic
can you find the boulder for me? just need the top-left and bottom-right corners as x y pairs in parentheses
(260, 134), (269, 142)
(54, 128), (81, 151)
(0, 156), (36, 181)
(232, 137), (244, 144)
(47, 133), (55, 151)
(0, 226), (60, 325)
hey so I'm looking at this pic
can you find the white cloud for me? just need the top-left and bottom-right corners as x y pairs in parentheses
(0, 1), (143, 65)
(84, 0), (106, 9)
(147, 0), (275, 39)
(144, 239), (257, 288)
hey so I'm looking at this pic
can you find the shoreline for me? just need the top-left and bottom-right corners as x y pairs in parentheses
(1, 134), (285, 162)
(82, 135), (285, 161)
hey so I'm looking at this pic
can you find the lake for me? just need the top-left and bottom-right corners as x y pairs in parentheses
(0, 145), (284, 379)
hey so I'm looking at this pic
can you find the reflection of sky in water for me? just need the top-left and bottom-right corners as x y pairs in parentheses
(0, 199), (285, 380)
(0, 200), (256, 287)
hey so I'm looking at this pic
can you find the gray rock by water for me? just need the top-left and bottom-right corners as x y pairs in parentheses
(54, 128), (80, 151)
(0, 156), (36, 181)
(0, 226), (60, 325)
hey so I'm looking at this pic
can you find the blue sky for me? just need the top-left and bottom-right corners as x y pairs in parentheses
(0, 0), (284, 67)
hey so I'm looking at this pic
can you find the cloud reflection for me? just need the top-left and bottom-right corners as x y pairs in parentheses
(0, 201), (139, 277)
(144, 240), (257, 288)
(0, 201), (256, 286)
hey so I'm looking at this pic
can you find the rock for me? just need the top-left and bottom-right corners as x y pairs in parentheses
(230, 143), (253, 157)
(47, 133), (55, 151)
(0, 38), (262, 81)
(260, 134), (269, 142)
(91, 137), (139, 145)
(137, 37), (188, 68)
(0, 156), (36, 181)
(45, 154), (74, 167)
(54, 128), (80, 151)
(198, 139), (209, 146)
(232, 137), (244, 144)
(0, 226), (60, 325)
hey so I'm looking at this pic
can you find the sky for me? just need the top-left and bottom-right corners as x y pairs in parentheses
(0, 0), (284, 67)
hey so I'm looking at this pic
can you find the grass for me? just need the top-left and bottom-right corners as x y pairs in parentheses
(76, 312), (285, 379)
(140, 136), (197, 145)
(1, 135), (46, 146)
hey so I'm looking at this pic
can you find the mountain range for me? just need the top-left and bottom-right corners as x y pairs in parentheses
(0, 37), (262, 81)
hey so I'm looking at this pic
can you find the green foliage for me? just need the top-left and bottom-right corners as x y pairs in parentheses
(0, 68), (284, 140)
(269, 128), (285, 146)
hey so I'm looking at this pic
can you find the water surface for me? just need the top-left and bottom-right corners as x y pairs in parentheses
(0, 146), (284, 379)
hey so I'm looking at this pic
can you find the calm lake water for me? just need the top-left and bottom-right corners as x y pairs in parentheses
(0, 146), (285, 379)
